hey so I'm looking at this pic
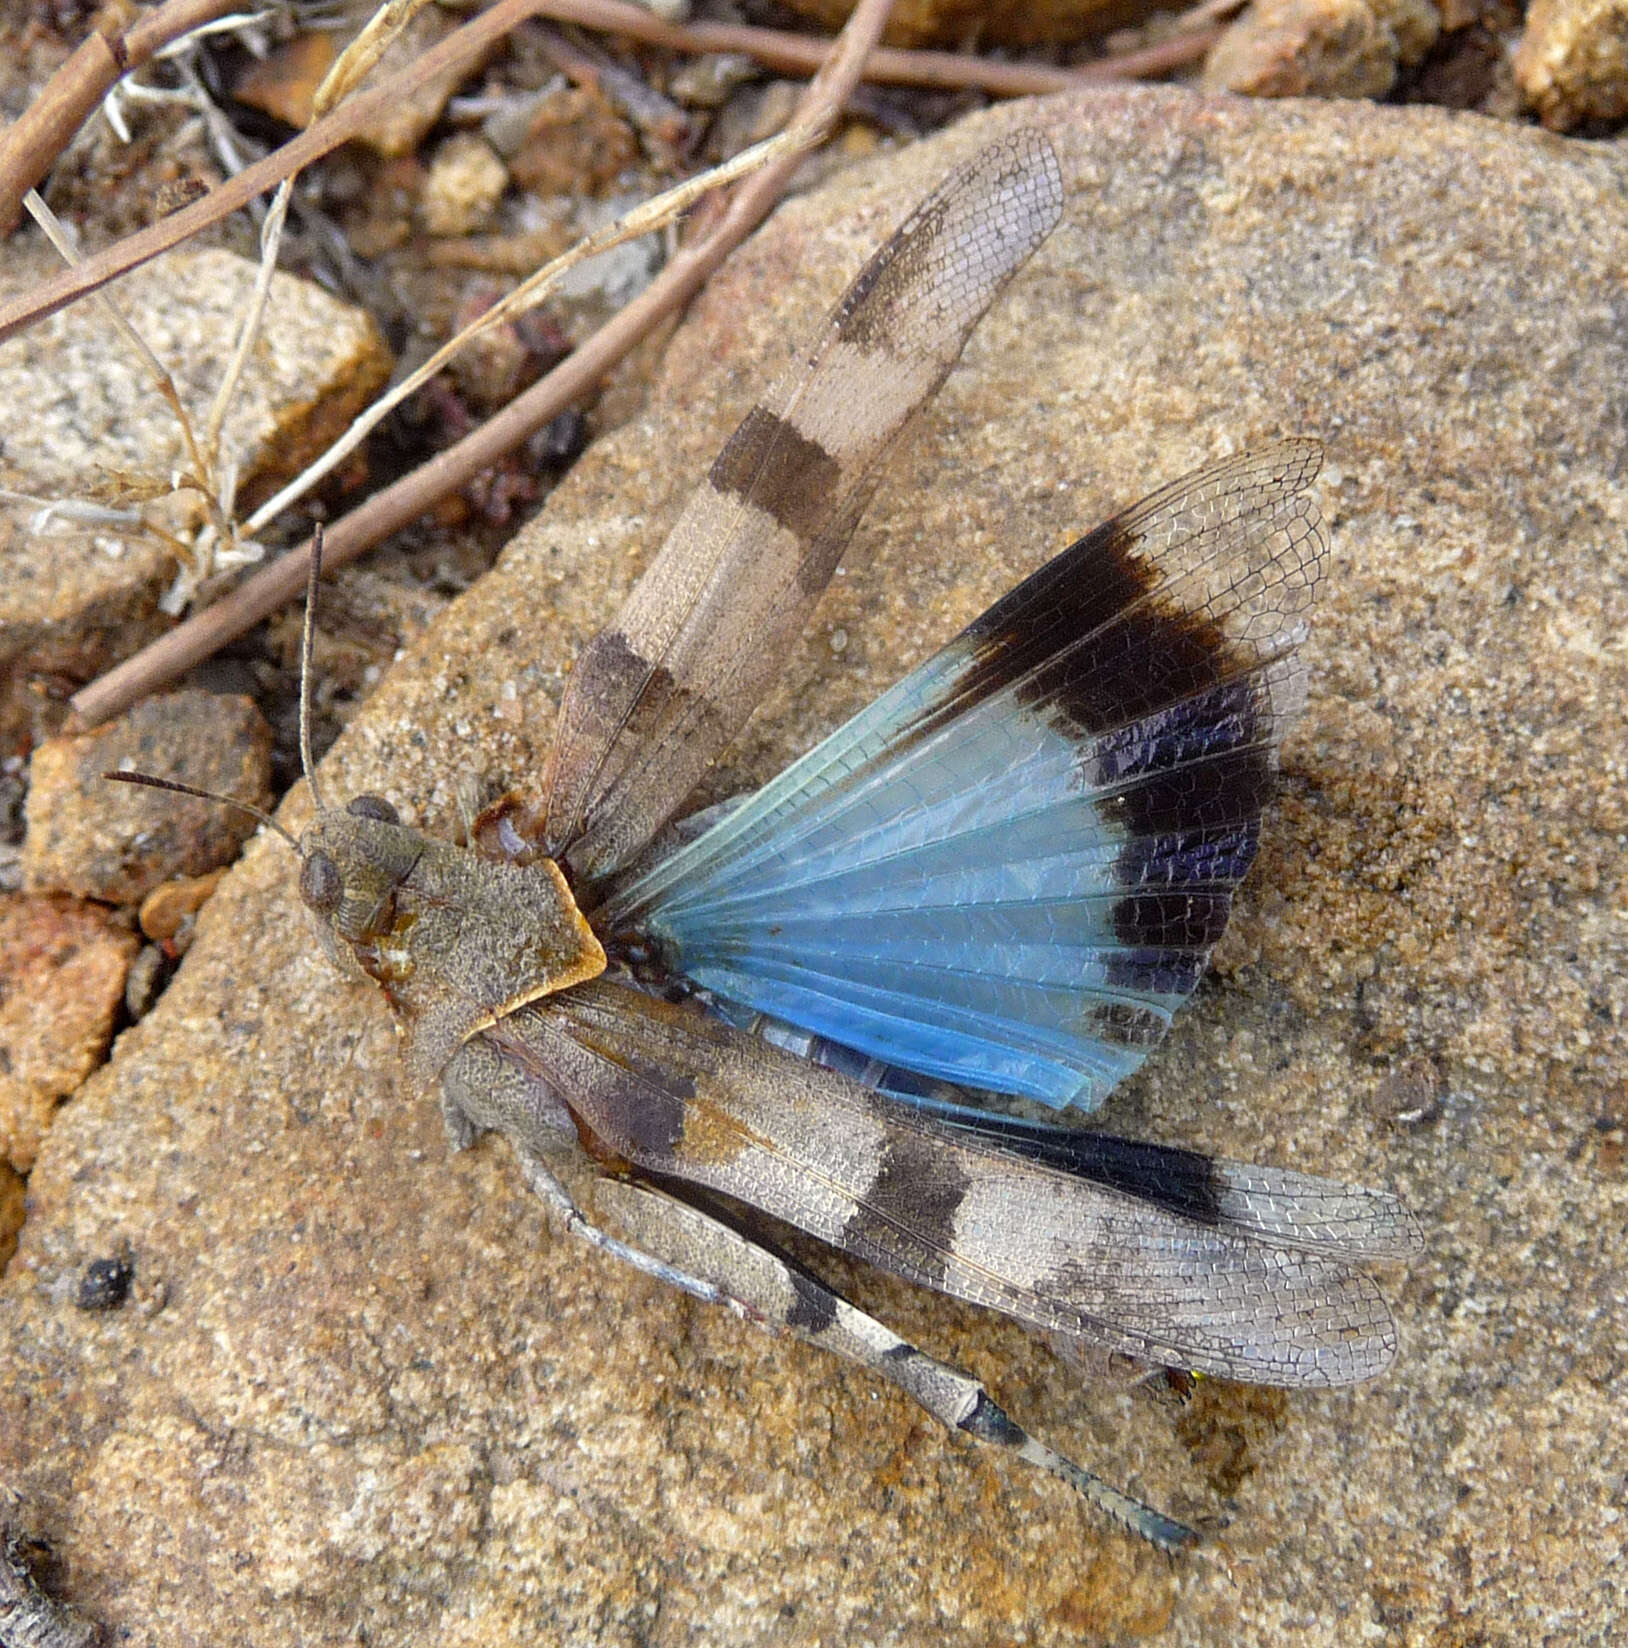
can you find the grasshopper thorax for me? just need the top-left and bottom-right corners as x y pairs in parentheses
(296, 793), (605, 1088)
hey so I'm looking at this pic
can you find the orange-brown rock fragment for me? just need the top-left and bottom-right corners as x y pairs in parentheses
(138, 869), (227, 948)
(0, 896), (138, 1173)
(0, 1162), (23, 1272)
(1203, 0), (1439, 98)
(1515, 0), (1628, 127)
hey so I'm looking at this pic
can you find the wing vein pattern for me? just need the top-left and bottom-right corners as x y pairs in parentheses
(544, 129), (1066, 882)
(516, 980), (1414, 1387)
(608, 440), (1326, 1111)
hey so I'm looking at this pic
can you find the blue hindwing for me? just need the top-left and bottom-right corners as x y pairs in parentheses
(603, 441), (1325, 1113)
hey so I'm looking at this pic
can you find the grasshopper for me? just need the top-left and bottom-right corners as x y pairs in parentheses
(113, 129), (1419, 1550)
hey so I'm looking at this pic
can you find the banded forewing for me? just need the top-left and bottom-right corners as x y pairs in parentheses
(541, 128), (1066, 883)
(493, 982), (1415, 1392)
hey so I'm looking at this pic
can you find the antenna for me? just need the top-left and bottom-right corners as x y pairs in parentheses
(102, 770), (300, 851)
(299, 526), (329, 815)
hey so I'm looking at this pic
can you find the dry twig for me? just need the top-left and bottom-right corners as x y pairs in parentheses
(0, 0), (241, 233)
(0, 0), (1219, 342)
(241, 127), (808, 541)
(526, 0), (1220, 95)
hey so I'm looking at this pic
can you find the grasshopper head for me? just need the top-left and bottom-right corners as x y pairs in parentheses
(105, 530), (603, 1090)
(294, 790), (604, 1084)
(296, 791), (411, 953)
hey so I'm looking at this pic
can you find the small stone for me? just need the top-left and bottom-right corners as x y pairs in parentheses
(532, 407), (589, 468)
(123, 943), (172, 1022)
(0, 895), (138, 1172)
(507, 86), (638, 197)
(0, 503), (172, 758)
(22, 691), (272, 905)
(0, 1162), (22, 1273)
(0, 761), (26, 845)
(75, 1246), (134, 1312)
(705, 79), (806, 162)
(1202, 0), (1441, 99)
(0, 238), (391, 742)
(1410, 19), (1511, 110)
(1515, 0), (1628, 128)
(441, 287), (566, 413)
(349, 6), (496, 159)
(419, 133), (509, 237)
(1367, 1058), (1446, 1129)
(138, 868), (226, 946)
(0, 239), (391, 519)
(667, 52), (759, 109)
(231, 30), (338, 130)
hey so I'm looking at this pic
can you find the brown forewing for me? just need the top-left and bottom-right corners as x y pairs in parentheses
(513, 978), (1415, 1389)
(541, 129), (1066, 884)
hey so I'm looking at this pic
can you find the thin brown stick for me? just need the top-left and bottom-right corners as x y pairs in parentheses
(69, 0), (899, 729)
(0, 0), (559, 343)
(0, 0), (240, 234)
(511, 0), (1212, 97)
(1088, 26), (1223, 82)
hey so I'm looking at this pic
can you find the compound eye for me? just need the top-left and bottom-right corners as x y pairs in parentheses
(347, 794), (399, 825)
(299, 850), (343, 915)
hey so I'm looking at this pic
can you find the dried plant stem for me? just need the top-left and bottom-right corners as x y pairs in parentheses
(202, 180), (290, 483)
(206, 0), (439, 514)
(69, 0), (900, 729)
(21, 186), (228, 574)
(314, 0), (442, 115)
(0, 0), (1219, 343)
(529, 0), (1219, 95)
(0, 0), (240, 233)
(242, 127), (804, 538)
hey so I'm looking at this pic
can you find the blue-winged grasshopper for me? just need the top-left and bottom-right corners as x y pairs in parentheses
(113, 130), (1419, 1550)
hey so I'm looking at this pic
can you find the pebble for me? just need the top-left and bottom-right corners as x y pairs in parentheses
(1202, 0), (1440, 99)
(1515, 0), (1628, 127)
(0, 895), (138, 1173)
(419, 133), (509, 237)
(22, 691), (272, 906)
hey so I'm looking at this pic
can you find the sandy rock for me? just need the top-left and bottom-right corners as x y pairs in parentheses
(0, 241), (391, 745)
(22, 692), (272, 905)
(1515, 0), (1628, 126)
(0, 504), (170, 757)
(0, 240), (390, 516)
(0, 896), (138, 1174)
(1203, 0), (1441, 97)
(1, 90), (1625, 1645)
(419, 134), (509, 237)
(505, 86), (640, 198)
